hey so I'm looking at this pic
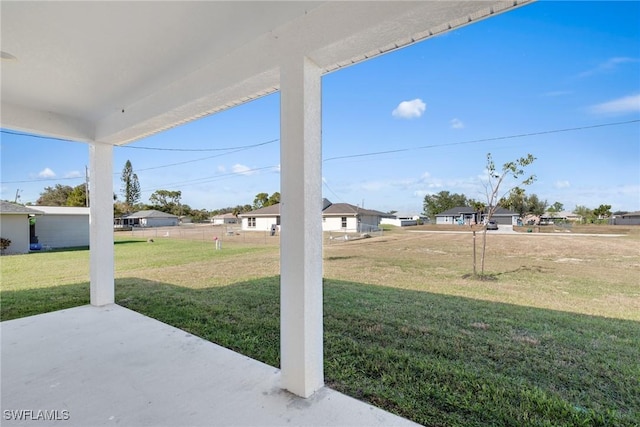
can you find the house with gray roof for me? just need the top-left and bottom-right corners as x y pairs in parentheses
(435, 206), (519, 226)
(211, 213), (239, 225)
(118, 210), (179, 228)
(611, 211), (640, 226)
(0, 201), (43, 254)
(239, 199), (388, 233)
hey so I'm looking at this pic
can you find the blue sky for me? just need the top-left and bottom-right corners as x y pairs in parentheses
(2, 1), (639, 214)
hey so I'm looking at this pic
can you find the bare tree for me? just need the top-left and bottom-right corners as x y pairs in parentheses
(478, 153), (536, 278)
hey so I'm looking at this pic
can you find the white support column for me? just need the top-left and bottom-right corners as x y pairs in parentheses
(279, 56), (324, 398)
(89, 142), (114, 306)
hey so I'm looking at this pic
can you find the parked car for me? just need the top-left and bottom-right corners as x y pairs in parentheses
(486, 220), (498, 230)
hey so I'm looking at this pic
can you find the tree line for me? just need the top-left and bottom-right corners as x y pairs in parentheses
(30, 160), (281, 222)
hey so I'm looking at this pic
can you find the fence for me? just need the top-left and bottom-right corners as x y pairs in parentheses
(124, 224), (280, 246)
(120, 223), (384, 246)
(325, 229), (383, 245)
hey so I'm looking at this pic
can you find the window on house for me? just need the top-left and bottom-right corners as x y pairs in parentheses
(248, 217), (256, 228)
(341, 216), (347, 228)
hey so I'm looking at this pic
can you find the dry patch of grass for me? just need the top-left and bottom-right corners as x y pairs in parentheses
(322, 228), (640, 320)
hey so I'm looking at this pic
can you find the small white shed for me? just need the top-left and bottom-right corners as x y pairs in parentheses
(35, 206), (90, 249)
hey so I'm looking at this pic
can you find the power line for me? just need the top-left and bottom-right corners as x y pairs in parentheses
(0, 129), (76, 143)
(322, 179), (347, 204)
(134, 147), (254, 172)
(1, 176), (84, 184)
(119, 138), (278, 152)
(139, 165), (280, 193)
(322, 119), (640, 162)
(3, 119), (637, 185)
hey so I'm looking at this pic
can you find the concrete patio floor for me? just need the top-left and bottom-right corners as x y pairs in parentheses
(1, 305), (418, 426)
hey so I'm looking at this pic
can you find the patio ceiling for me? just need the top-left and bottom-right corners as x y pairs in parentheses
(1, 1), (531, 146)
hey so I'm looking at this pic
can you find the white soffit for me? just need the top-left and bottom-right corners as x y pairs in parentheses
(0, 1), (533, 146)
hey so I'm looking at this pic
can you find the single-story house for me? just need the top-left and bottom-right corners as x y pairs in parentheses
(118, 210), (179, 228)
(381, 213), (424, 227)
(322, 201), (388, 232)
(211, 213), (239, 225)
(239, 199), (387, 233)
(435, 206), (519, 226)
(239, 204), (281, 232)
(33, 206), (90, 249)
(539, 210), (582, 224)
(0, 201), (43, 254)
(610, 211), (640, 226)
(435, 206), (479, 225)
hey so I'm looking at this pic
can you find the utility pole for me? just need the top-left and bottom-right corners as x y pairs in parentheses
(14, 189), (21, 203)
(85, 165), (89, 207)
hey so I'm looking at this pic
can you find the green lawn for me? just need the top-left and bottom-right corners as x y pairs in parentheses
(1, 237), (639, 426)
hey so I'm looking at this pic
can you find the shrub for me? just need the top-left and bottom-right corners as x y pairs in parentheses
(0, 237), (11, 254)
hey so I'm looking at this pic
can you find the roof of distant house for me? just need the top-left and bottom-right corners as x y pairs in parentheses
(0, 201), (43, 215)
(436, 206), (518, 216)
(35, 206), (90, 215)
(239, 199), (390, 218)
(239, 204), (281, 217)
(213, 213), (239, 219)
(126, 210), (179, 219)
(619, 211), (640, 217)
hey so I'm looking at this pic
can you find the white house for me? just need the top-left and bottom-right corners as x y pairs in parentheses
(239, 199), (386, 233)
(321, 202), (386, 233)
(212, 213), (239, 226)
(381, 213), (424, 227)
(121, 210), (179, 228)
(435, 206), (519, 226)
(34, 206), (90, 249)
(0, 201), (43, 254)
(239, 204), (281, 232)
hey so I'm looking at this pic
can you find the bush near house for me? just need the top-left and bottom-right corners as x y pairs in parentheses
(0, 237), (11, 254)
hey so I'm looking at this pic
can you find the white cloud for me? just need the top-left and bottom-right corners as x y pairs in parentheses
(578, 57), (638, 78)
(37, 167), (56, 178)
(450, 118), (464, 129)
(216, 165), (226, 173)
(554, 180), (570, 189)
(590, 93), (640, 115)
(64, 170), (82, 178)
(231, 164), (257, 176)
(392, 98), (426, 119)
